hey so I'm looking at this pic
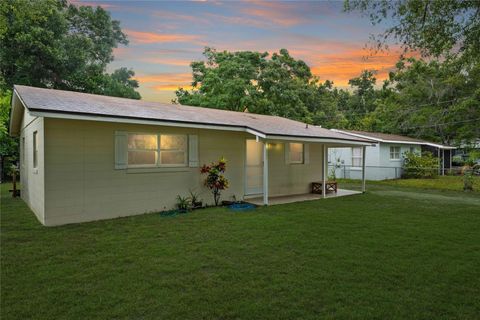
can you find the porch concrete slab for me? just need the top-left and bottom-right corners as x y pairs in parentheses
(246, 189), (362, 206)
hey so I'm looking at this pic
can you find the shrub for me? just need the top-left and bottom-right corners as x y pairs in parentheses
(176, 195), (190, 212)
(200, 157), (229, 206)
(403, 151), (439, 178)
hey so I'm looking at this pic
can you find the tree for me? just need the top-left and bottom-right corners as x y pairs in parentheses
(176, 47), (345, 126)
(344, 0), (480, 64)
(0, 90), (17, 182)
(376, 57), (480, 144)
(0, 0), (140, 99)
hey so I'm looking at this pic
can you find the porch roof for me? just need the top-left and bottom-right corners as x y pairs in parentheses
(10, 85), (374, 146)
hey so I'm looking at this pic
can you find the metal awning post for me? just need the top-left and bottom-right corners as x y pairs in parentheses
(322, 144), (327, 199)
(362, 145), (366, 192)
(442, 149), (445, 176)
(263, 141), (268, 205)
(437, 148), (441, 175)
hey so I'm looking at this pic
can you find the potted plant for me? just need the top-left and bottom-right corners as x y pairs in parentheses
(176, 195), (190, 213)
(200, 157), (229, 206)
(188, 189), (203, 209)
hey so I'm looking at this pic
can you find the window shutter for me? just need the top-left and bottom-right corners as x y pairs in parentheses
(188, 134), (199, 167)
(284, 142), (290, 164)
(304, 143), (310, 164)
(114, 131), (128, 169)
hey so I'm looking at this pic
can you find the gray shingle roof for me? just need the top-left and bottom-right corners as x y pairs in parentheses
(13, 85), (373, 143)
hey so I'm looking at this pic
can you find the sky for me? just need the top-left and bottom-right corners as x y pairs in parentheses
(75, 0), (400, 103)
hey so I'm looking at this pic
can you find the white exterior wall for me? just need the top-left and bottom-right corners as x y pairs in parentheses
(329, 143), (421, 180)
(42, 118), (324, 226)
(20, 112), (45, 223)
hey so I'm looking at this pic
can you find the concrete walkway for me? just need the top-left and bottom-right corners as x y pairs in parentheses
(246, 189), (362, 206)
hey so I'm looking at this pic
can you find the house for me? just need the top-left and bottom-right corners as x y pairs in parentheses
(328, 130), (456, 180)
(9, 85), (374, 226)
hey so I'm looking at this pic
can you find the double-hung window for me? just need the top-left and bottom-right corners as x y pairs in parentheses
(352, 147), (363, 167)
(289, 143), (304, 164)
(390, 146), (401, 160)
(127, 133), (187, 167)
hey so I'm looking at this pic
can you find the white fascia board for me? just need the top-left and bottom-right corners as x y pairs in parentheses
(331, 129), (454, 149)
(265, 134), (375, 146)
(29, 110), (267, 137)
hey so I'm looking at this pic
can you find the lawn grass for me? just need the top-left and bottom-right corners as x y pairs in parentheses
(338, 175), (480, 193)
(1, 183), (480, 319)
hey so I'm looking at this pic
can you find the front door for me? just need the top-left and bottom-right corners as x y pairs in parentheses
(245, 139), (263, 195)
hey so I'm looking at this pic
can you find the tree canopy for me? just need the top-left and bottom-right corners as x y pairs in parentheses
(176, 47), (478, 145)
(175, 47), (345, 128)
(344, 0), (480, 64)
(0, 0), (140, 99)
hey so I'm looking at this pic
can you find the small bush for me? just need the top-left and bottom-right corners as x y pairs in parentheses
(403, 151), (439, 179)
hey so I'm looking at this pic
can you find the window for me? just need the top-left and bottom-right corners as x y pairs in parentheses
(289, 143), (304, 164)
(390, 146), (401, 160)
(409, 146), (416, 154)
(21, 137), (25, 166)
(127, 133), (187, 167)
(352, 147), (363, 167)
(33, 131), (38, 168)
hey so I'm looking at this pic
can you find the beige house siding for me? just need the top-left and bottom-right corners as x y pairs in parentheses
(43, 118), (250, 226)
(268, 142), (323, 196)
(20, 113), (45, 223)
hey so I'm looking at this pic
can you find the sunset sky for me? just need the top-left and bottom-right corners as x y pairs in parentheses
(76, 0), (399, 102)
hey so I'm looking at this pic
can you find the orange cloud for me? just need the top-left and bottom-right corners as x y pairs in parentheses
(134, 73), (193, 91)
(139, 57), (193, 67)
(125, 30), (202, 44)
(239, 1), (307, 27)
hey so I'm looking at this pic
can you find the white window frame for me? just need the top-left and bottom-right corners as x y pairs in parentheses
(33, 131), (38, 168)
(127, 132), (188, 168)
(289, 143), (304, 164)
(352, 147), (363, 168)
(390, 146), (401, 160)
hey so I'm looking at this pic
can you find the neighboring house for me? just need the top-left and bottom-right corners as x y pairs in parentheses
(9, 85), (373, 226)
(328, 130), (455, 180)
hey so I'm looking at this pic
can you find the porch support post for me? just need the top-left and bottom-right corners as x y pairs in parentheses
(362, 145), (366, 193)
(442, 149), (445, 176)
(322, 144), (327, 199)
(437, 148), (441, 175)
(263, 141), (268, 205)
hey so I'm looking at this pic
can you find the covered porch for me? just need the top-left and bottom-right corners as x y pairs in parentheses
(245, 134), (373, 206)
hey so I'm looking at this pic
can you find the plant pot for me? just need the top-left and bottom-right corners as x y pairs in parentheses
(192, 201), (203, 209)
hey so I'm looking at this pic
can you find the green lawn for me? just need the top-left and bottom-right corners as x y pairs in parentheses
(339, 175), (480, 193)
(1, 183), (480, 319)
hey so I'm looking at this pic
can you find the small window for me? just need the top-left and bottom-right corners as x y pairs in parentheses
(409, 147), (415, 154)
(33, 131), (38, 168)
(352, 147), (363, 167)
(127, 134), (158, 166)
(289, 143), (304, 164)
(390, 146), (401, 160)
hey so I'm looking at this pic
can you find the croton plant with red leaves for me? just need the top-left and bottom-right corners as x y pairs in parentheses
(201, 157), (229, 206)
